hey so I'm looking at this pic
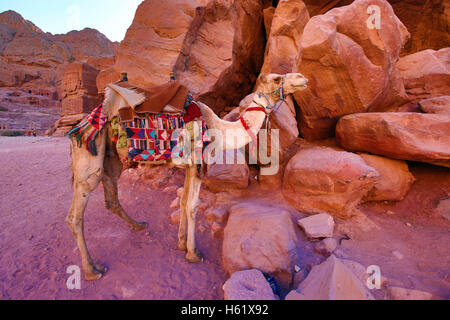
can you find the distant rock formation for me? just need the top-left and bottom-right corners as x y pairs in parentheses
(0, 10), (117, 93)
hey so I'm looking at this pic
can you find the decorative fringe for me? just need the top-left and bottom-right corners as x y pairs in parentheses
(67, 104), (106, 156)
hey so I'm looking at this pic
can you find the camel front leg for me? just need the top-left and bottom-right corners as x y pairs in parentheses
(66, 133), (107, 281)
(66, 179), (107, 280)
(184, 166), (203, 263)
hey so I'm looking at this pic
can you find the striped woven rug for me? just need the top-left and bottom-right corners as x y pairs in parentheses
(125, 113), (208, 162)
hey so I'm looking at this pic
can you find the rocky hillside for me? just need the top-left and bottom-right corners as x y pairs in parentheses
(0, 10), (118, 90)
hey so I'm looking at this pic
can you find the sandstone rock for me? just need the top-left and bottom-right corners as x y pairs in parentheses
(298, 213), (335, 239)
(314, 238), (338, 256)
(263, 6), (275, 36)
(96, 67), (121, 95)
(222, 202), (298, 288)
(336, 112), (450, 168)
(287, 255), (374, 300)
(114, 0), (206, 87)
(176, 187), (184, 198)
(360, 154), (415, 202)
(205, 206), (229, 224)
(282, 147), (379, 218)
(61, 94), (102, 116)
(0, 11), (116, 91)
(170, 210), (181, 225)
(293, 0), (410, 140)
(86, 56), (116, 71)
(170, 197), (180, 210)
(436, 198), (450, 222)
(397, 48), (450, 103)
(204, 151), (250, 192)
(60, 62), (99, 99)
(115, 0), (265, 113)
(222, 269), (276, 300)
(259, 0), (309, 75)
(387, 286), (433, 300)
(211, 222), (224, 237)
(52, 28), (117, 62)
(303, 0), (450, 55)
(419, 96), (450, 116)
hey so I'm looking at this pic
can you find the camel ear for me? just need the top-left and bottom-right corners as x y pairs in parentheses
(259, 74), (269, 84)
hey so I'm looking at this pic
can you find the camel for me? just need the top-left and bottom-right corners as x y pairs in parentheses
(66, 72), (308, 280)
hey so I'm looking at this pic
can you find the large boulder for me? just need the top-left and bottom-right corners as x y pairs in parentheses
(419, 96), (450, 116)
(293, 0), (410, 140)
(222, 202), (298, 289)
(302, 0), (450, 55)
(336, 112), (450, 168)
(286, 255), (374, 300)
(259, 0), (310, 75)
(397, 48), (450, 103)
(282, 147), (379, 219)
(222, 269), (276, 300)
(204, 151), (250, 192)
(360, 154), (415, 202)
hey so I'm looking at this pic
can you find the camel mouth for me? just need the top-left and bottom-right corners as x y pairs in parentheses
(292, 84), (308, 89)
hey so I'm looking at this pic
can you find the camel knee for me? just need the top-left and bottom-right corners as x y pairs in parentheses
(65, 213), (82, 235)
(186, 203), (198, 219)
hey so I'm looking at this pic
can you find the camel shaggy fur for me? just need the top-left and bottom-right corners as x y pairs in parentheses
(66, 73), (308, 280)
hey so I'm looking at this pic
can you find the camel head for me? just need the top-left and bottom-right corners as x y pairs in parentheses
(258, 72), (308, 99)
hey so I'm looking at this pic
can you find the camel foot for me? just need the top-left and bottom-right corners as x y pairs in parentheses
(133, 221), (148, 231)
(84, 264), (107, 281)
(178, 240), (187, 251)
(186, 249), (204, 263)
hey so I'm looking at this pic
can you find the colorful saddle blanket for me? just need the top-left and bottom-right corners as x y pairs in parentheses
(68, 95), (209, 165)
(125, 118), (207, 162)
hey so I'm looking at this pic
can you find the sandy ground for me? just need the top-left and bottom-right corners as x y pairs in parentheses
(0, 136), (449, 300)
(0, 137), (226, 299)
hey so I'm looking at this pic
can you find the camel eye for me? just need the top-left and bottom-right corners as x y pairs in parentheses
(274, 77), (282, 84)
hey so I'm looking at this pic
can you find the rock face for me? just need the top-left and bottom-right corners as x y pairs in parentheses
(360, 154), (415, 202)
(222, 269), (276, 300)
(336, 113), (450, 168)
(52, 62), (101, 136)
(52, 28), (118, 62)
(303, 0), (450, 56)
(282, 147), (379, 219)
(114, 0), (265, 113)
(419, 96), (450, 116)
(0, 11), (116, 92)
(286, 255), (374, 300)
(397, 48), (450, 103)
(297, 213), (335, 239)
(222, 202), (298, 288)
(293, 0), (410, 140)
(259, 0), (309, 75)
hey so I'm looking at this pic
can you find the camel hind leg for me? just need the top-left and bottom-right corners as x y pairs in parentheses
(102, 127), (147, 231)
(66, 130), (107, 280)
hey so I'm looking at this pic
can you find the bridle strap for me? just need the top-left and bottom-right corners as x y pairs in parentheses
(240, 76), (287, 147)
